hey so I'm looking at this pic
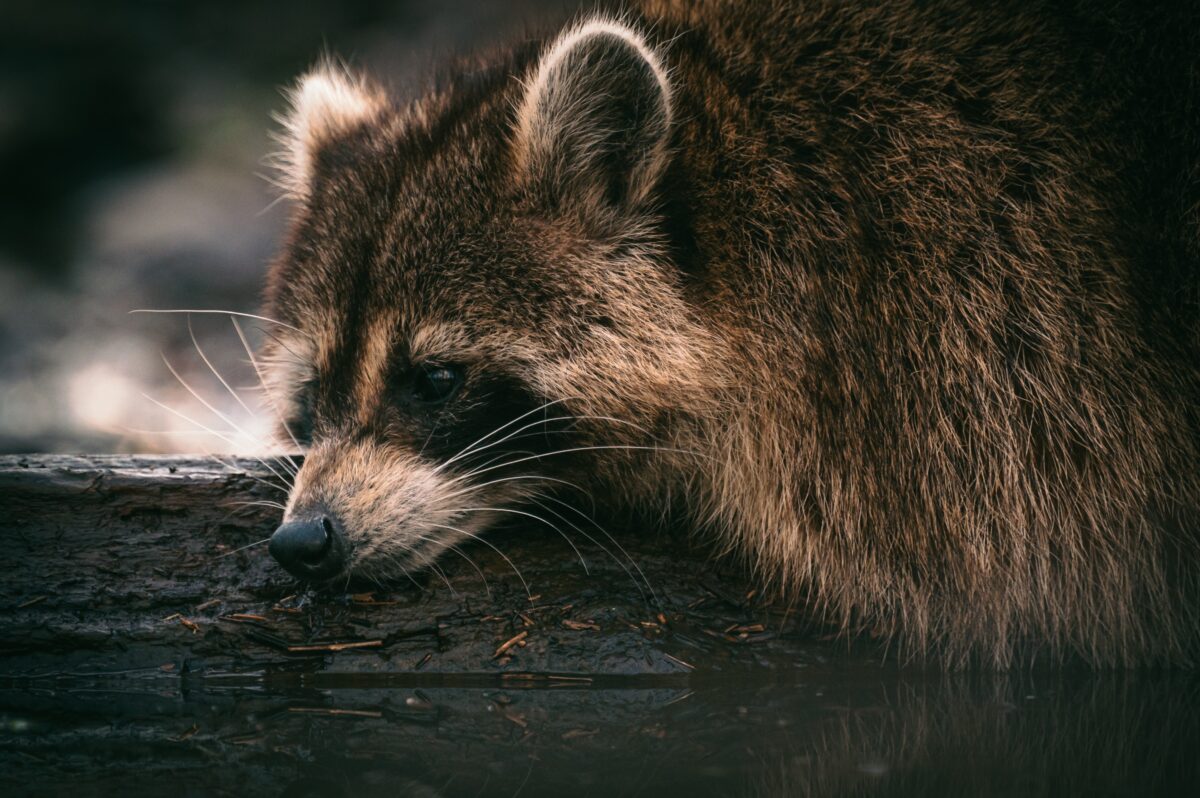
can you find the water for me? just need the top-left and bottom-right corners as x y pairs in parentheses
(3, 669), (1196, 796)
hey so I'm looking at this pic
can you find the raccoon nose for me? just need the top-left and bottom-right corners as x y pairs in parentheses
(268, 513), (346, 580)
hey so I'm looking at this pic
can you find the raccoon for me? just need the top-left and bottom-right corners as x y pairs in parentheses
(260, 0), (1200, 668)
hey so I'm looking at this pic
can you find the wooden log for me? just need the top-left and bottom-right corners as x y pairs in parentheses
(3, 457), (1199, 796)
(0, 455), (843, 678)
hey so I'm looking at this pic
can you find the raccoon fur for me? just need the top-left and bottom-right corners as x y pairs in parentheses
(260, 0), (1200, 668)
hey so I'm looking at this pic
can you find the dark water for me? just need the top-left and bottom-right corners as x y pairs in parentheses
(2, 669), (1197, 797)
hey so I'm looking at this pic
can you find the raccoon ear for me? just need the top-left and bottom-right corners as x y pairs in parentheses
(274, 62), (383, 199)
(515, 18), (672, 213)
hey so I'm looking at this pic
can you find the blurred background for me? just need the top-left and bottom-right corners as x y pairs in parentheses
(0, 0), (574, 454)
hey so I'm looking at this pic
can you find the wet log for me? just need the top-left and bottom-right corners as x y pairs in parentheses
(4, 458), (1199, 798)
(0, 455), (841, 678)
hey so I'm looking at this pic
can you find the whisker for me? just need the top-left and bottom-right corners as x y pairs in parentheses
(433, 425), (587, 471)
(215, 537), (271, 559)
(122, 437), (295, 490)
(484, 412), (651, 449)
(526, 494), (656, 604)
(433, 397), (581, 474)
(211, 445), (293, 494)
(378, 546), (456, 597)
(159, 352), (296, 478)
(441, 444), (709, 490)
(130, 308), (302, 333)
(232, 317), (307, 457)
(225, 500), (288, 511)
(374, 552), (429, 594)
(253, 325), (309, 369)
(118, 430), (295, 491)
(417, 417), (439, 460)
(140, 392), (295, 490)
(425, 521), (532, 599)
(426, 560), (459, 597)
(187, 316), (301, 476)
(435, 472), (588, 506)
(122, 427), (243, 435)
(436, 406), (648, 476)
(441, 448), (542, 484)
(455, 506), (589, 575)
(198, 449), (291, 494)
(223, 470), (290, 495)
(412, 534), (493, 598)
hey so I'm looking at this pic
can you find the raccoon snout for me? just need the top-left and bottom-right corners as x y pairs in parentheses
(269, 510), (347, 580)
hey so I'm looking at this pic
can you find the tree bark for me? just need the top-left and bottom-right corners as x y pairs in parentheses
(0, 455), (834, 678)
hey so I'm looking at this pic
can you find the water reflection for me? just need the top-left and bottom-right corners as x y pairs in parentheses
(1, 670), (1196, 796)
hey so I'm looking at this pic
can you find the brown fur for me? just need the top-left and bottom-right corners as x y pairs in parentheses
(261, 0), (1200, 667)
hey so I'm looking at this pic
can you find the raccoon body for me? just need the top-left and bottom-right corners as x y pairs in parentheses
(261, 0), (1200, 667)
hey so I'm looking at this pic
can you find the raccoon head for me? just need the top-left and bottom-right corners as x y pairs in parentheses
(260, 18), (725, 584)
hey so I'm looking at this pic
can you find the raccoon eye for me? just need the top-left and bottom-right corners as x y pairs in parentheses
(411, 364), (463, 405)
